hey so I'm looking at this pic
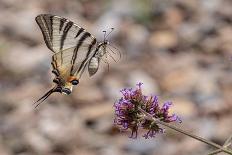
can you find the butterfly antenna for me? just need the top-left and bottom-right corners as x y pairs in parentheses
(106, 28), (114, 38)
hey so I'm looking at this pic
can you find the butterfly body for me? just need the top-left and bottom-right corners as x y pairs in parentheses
(88, 56), (99, 76)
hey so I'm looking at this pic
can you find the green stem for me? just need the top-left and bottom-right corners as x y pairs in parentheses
(139, 107), (232, 155)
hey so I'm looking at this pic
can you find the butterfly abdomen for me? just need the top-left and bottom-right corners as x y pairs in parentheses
(88, 57), (99, 76)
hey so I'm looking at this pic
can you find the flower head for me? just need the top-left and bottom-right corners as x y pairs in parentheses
(114, 82), (181, 139)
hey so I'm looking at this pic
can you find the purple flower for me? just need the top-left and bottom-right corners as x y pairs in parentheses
(113, 82), (181, 139)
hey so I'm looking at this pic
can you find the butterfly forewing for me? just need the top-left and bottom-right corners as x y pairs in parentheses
(35, 14), (96, 53)
(36, 14), (97, 77)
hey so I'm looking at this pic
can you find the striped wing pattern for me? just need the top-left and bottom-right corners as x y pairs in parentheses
(51, 46), (96, 79)
(36, 14), (97, 78)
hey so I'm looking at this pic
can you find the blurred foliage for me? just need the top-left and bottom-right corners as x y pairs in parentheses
(132, 0), (153, 26)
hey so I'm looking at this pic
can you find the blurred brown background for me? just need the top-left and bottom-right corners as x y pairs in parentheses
(0, 0), (232, 155)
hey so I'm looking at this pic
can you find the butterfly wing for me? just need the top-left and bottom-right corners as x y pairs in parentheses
(52, 45), (97, 79)
(35, 14), (96, 52)
(36, 14), (97, 79)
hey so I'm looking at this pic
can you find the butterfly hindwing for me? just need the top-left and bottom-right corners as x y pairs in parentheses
(52, 44), (97, 79)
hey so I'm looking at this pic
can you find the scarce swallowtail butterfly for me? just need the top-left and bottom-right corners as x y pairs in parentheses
(34, 14), (117, 108)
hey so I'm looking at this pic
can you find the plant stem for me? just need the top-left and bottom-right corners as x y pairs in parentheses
(208, 134), (232, 155)
(139, 107), (232, 155)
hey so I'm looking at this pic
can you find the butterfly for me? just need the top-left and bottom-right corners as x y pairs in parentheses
(34, 14), (117, 108)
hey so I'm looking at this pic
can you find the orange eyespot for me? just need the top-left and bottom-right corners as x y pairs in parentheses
(67, 76), (79, 85)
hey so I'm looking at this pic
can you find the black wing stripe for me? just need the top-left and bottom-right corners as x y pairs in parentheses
(59, 18), (66, 33)
(60, 21), (73, 64)
(75, 27), (84, 38)
(70, 32), (92, 75)
(35, 15), (54, 52)
(52, 55), (58, 69)
(51, 53), (60, 76)
(51, 61), (56, 69)
(71, 32), (91, 64)
(76, 38), (97, 76)
(49, 15), (53, 43)
(60, 21), (73, 51)
(87, 38), (96, 56)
